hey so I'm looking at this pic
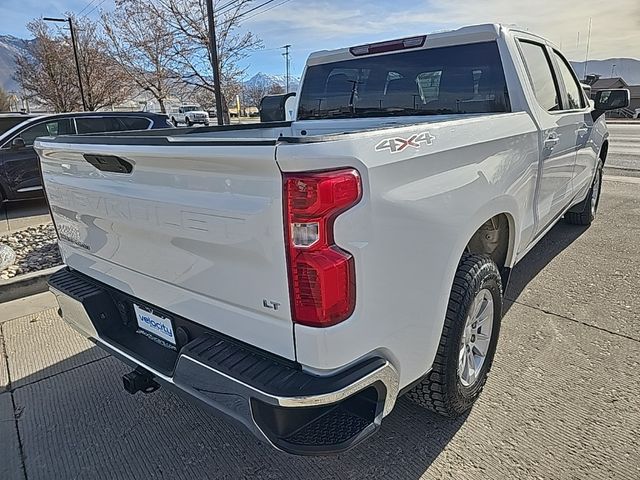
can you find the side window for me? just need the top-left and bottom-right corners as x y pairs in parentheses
(518, 40), (561, 112)
(553, 50), (585, 110)
(18, 119), (74, 146)
(117, 117), (152, 131)
(75, 117), (123, 134)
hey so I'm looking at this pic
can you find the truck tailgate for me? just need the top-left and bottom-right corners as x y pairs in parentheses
(36, 139), (295, 360)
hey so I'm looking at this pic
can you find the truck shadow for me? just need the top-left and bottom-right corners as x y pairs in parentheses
(504, 221), (589, 314)
(9, 349), (467, 479)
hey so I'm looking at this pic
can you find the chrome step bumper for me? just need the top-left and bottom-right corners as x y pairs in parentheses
(49, 268), (399, 455)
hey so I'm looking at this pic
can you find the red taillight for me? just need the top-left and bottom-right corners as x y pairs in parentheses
(283, 169), (361, 327)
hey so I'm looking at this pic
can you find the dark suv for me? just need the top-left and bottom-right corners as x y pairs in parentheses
(0, 111), (173, 203)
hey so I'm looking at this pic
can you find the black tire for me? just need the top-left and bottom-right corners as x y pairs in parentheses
(564, 159), (603, 226)
(406, 253), (503, 417)
(171, 117), (178, 127)
(185, 117), (192, 127)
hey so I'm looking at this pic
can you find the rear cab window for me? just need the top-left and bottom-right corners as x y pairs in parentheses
(297, 41), (511, 120)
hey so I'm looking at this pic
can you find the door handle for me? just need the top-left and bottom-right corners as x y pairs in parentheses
(544, 134), (560, 149)
(83, 154), (133, 174)
(576, 123), (589, 136)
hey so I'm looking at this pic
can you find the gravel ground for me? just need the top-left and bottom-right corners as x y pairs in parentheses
(0, 224), (61, 280)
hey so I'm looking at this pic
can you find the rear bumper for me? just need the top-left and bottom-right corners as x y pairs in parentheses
(49, 268), (399, 455)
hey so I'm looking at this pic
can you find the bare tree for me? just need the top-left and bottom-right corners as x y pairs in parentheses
(102, 0), (179, 113)
(153, 0), (263, 117)
(14, 19), (81, 112)
(245, 79), (284, 108)
(72, 15), (132, 111)
(14, 17), (131, 112)
(0, 86), (11, 111)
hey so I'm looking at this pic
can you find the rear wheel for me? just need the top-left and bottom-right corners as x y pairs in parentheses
(406, 253), (502, 417)
(564, 159), (603, 226)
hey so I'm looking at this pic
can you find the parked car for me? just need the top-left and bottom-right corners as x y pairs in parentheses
(0, 111), (173, 204)
(38, 24), (628, 455)
(170, 105), (210, 126)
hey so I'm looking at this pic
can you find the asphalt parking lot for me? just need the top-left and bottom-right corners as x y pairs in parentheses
(0, 198), (49, 234)
(1, 176), (639, 479)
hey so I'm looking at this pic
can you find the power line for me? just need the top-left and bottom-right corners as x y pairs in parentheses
(239, 0), (291, 22)
(216, 0), (243, 15)
(81, 0), (108, 20)
(236, 0), (278, 20)
(77, 0), (99, 16)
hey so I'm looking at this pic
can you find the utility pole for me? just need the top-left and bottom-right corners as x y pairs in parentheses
(281, 44), (291, 93)
(583, 17), (592, 81)
(44, 17), (87, 111)
(205, 0), (224, 125)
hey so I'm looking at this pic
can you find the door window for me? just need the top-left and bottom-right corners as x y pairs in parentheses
(117, 117), (152, 131)
(17, 119), (74, 146)
(75, 116), (124, 134)
(518, 40), (561, 112)
(552, 50), (586, 110)
(0, 117), (32, 136)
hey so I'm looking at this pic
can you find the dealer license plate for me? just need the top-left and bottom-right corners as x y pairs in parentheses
(133, 304), (176, 345)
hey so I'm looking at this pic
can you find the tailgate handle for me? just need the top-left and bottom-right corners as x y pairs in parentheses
(83, 154), (133, 174)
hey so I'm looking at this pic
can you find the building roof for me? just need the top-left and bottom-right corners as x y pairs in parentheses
(627, 85), (640, 97)
(590, 77), (629, 89)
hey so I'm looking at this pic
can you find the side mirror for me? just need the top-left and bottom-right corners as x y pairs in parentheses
(11, 137), (25, 149)
(592, 89), (630, 121)
(260, 92), (296, 122)
(594, 89), (630, 110)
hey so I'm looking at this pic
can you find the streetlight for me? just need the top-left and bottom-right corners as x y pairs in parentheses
(43, 17), (87, 111)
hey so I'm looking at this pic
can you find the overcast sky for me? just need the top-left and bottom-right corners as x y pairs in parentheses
(2, 0), (639, 76)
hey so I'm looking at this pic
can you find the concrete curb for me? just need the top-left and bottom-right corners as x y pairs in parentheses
(606, 120), (640, 124)
(0, 265), (62, 304)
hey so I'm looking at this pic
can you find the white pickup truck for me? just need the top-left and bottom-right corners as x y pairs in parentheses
(37, 24), (628, 455)
(170, 105), (210, 127)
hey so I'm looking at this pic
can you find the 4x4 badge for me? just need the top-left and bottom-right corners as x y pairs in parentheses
(375, 131), (435, 153)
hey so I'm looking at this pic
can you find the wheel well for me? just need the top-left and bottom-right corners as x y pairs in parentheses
(465, 213), (511, 273)
(600, 140), (609, 165)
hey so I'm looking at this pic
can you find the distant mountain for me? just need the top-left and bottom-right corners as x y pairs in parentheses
(571, 58), (640, 85)
(0, 35), (32, 91)
(245, 72), (300, 91)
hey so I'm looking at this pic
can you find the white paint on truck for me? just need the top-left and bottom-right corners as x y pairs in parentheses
(36, 23), (620, 454)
